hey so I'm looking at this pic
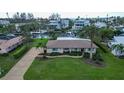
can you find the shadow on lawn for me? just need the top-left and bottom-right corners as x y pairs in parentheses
(84, 58), (106, 67)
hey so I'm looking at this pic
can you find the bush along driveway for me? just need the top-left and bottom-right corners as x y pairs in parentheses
(0, 45), (30, 78)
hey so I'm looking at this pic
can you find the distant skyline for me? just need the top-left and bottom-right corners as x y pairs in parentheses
(0, 12), (124, 18)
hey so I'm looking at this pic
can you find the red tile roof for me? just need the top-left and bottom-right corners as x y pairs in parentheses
(0, 36), (23, 49)
(47, 40), (98, 48)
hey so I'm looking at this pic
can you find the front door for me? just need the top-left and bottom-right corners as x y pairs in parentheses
(63, 48), (70, 53)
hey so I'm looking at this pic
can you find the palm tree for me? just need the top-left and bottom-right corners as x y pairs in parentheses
(82, 25), (97, 59)
(6, 12), (9, 19)
(112, 44), (124, 57)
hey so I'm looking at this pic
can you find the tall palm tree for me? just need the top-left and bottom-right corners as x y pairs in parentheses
(6, 12), (9, 19)
(83, 25), (97, 59)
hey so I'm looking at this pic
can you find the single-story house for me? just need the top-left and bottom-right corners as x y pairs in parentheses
(0, 36), (24, 54)
(46, 39), (97, 54)
(30, 30), (49, 39)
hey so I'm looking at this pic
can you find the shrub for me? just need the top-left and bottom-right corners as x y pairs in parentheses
(93, 50), (103, 61)
(83, 53), (90, 58)
(0, 53), (9, 57)
(47, 52), (62, 56)
(12, 46), (29, 59)
(69, 51), (82, 56)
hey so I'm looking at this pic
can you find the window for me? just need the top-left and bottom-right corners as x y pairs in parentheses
(64, 48), (69, 50)
(88, 48), (91, 51)
(88, 48), (94, 51)
(52, 48), (58, 51)
(74, 48), (77, 51)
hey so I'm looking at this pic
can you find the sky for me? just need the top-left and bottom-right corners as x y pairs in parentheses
(1, 12), (124, 18)
(0, 0), (124, 18)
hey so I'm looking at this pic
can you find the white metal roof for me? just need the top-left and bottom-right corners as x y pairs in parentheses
(57, 37), (91, 41)
(113, 36), (124, 44)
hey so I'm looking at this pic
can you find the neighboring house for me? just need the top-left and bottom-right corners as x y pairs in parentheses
(59, 31), (76, 37)
(0, 20), (10, 25)
(112, 25), (124, 31)
(48, 19), (69, 30)
(72, 19), (90, 30)
(60, 19), (69, 28)
(30, 30), (49, 39)
(0, 36), (24, 54)
(46, 38), (97, 54)
(0, 34), (14, 40)
(57, 37), (84, 40)
(48, 20), (61, 29)
(108, 36), (124, 56)
(121, 28), (124, 32)
(94, 22), (107, 28)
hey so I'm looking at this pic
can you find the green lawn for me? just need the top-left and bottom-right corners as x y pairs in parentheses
(0, 55), (18, 78)
(31, 38), (48, 47)
(24, 50), (124, 80)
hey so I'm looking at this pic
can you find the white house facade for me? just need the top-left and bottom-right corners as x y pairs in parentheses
(48, 20), (61, 29)
(48, 19), (69, 30)
(72, 19), (90, 30)
(61, 19), (69, 28)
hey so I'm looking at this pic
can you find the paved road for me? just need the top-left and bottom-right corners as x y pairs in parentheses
(1, 48), (41, 80)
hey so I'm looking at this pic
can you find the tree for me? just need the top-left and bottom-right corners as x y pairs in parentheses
(69, 19), (74, 29)
(6, 12), (10, 19)
(99, 28), (114, 42)
(20, 13), (27, 21)
(87, 25), (97, 59)
(112, 44), (124, 57)
(19, 24), (32, 44)
(0, 24), (16, 34)
(82, 25), (97, 59)
(13, 12), (20, 19)
(27, 13), (34, 20)
(36, 40), (47, 59)
(49, 13), (61, 20)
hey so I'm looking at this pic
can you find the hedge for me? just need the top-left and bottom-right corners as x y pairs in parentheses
(47, 52), (62, 56)
(67, 52), (82, 56)
(83, 53), (90, 58)
(47, 52), (82, 56)
(12, 46), (29, 59)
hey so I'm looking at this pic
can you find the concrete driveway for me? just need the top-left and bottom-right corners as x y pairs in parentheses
(1, 47), (41, 80)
